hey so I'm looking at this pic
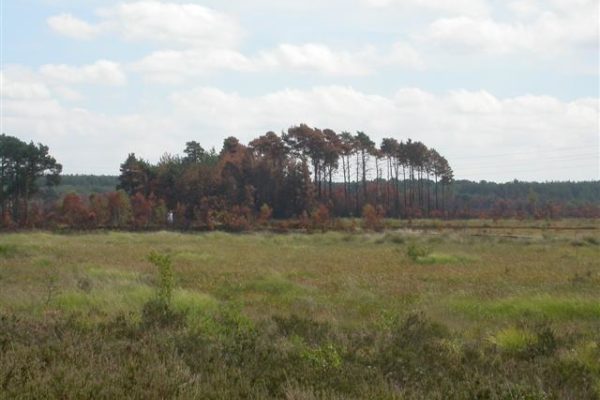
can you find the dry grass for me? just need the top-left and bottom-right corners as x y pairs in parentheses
(1, 223), (598, 330)
(1, 221), (599, 398)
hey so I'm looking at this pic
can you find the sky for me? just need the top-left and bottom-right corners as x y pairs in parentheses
(1, 0), (599, 182)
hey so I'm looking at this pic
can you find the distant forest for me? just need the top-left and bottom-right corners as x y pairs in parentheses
(41, 175), (600, 219)
(2, 129), (599, 230)
(44, 175), (600, 205)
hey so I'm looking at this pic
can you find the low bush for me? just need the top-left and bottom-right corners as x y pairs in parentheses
(362, 204), (385, 231)
(1, 311), (598, 399)
(406, 242), (431, 261)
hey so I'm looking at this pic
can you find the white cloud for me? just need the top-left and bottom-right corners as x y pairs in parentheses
(47, 2), (424, 80)
(53, 86), (85, 102)
(256, 42), (424, 74)
(384, 42), (424, 69)
(427, 17), (526, 54)
(99, 1), (243, 48)
(507, 0), (540, 18)
(40, 60), (127, 86)
(131, 42), (423, 82)
(1, 95), (176, 174)
(1, 72), (51, 100)
(3, 83), (598, 180)
(257, 44), (375, 76)
(47, 13), (101, 40)
(448, 89), (501, 114)
(48, 1), (242, 48)
(425, 1), (599, 55)
(131, 49), (254, 83)
(361, 0), (490, 16)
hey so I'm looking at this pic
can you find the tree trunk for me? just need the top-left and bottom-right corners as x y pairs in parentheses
(355, 153), (360, 215)
(402, 165), (407, 218)
(342, 156), (348, 214)
(361, 150), (367, 203)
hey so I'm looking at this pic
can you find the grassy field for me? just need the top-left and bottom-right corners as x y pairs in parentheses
(1, 221), (599, 399)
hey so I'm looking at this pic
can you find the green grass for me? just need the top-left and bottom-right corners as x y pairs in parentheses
(0, 243), (20, 258)
(449, 295), (600, 320)
(53, 285), (154, 314)
(414, 252), (476, 265)
(0, 222), (599, 399)
(171, 288), (219, 327)
(490, 327), (538, 353)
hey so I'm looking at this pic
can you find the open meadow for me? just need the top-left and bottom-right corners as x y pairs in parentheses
(1, 220), (599, 399)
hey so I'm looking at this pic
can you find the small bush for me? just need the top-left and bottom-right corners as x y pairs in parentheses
(273, 314), (331, 345)
(301, 343), (342, 372)
(148, 251), (174, 305)
(258, 203), (273, 226)
(406, 243), (431, 262)
(142, 251), (185, 328)
(490, 327), (538, 355)
(312, 204), (331, 232)
(362, 204), (384, 231)
(141, 297), (186, 328)
(221, 210), (251, 232)
(77, 277), (93, 293)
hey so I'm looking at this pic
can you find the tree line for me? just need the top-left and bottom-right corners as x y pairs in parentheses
(114, 125), (454, 226)
(2, 129), (598, 230)
(450, 180), (600, 219)
(38, 176), (600, 223)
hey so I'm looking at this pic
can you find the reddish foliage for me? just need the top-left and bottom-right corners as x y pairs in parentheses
(61, 193), (90, 228)
(362, 203), (385, 231)
(312, 204), (331, 232)
(131, 193), (152, 229)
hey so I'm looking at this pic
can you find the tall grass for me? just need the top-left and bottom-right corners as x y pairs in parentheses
(0, 228), (599, 398)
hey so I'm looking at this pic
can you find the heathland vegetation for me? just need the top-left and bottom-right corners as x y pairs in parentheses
(1, 228), (599, 398)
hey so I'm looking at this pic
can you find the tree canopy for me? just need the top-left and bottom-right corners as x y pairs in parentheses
(0, 134), (62, 224)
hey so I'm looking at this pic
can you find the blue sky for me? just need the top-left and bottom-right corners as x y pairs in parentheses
(2, 0), (599, 181)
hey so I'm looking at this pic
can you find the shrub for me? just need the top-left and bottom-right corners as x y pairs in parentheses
(406, 243), (431, 262)
(490, 327), (538, 355)
(77, 277), (93, 293)
(258, 203), (273, 226)
(221, 206), (251, 232)
(273, 314), (332, 345)
(142, 251), (186, 328)
(312, 204), (331, 232)
(148, 251), (174, 305)
(301, 343), (342, 372)
(141, 297), (186, 329)
(362, 204), (384, 231)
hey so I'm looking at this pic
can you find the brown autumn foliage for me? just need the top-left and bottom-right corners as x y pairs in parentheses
(312, 204), (331, 232)
(362, 203), (385, 231)
(61, 193), (90, 228)
(3, 127), (599, 232)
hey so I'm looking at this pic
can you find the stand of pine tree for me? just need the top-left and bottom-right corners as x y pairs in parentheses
(2, 128), (599, 230)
